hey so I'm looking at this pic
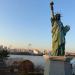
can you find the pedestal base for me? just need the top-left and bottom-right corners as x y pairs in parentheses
(44, 56), (72, 75)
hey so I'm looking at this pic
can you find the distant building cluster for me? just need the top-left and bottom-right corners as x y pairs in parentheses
(0, 45), (50, 55)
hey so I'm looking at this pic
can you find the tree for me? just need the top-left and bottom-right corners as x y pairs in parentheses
(0, 48), (9, 59)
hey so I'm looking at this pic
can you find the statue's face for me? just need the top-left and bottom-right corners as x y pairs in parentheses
(55, 14), (60, 20)
(57, 16), (60, 20)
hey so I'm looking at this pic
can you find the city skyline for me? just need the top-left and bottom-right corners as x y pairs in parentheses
(0, 0), (75, 52)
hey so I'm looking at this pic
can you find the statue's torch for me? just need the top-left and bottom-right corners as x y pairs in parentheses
(50, 0), (54, 18)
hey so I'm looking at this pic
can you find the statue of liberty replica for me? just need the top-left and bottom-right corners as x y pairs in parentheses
(44, 1), (72, 75)
(50, 1), (70, 56)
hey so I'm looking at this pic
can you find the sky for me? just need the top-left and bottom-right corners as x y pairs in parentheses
(0, 0), (75, 52)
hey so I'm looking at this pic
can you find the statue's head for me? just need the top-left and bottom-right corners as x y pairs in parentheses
(55, 13), (61, 21)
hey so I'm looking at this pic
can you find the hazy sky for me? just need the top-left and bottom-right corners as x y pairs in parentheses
(0, 0), (75, 52)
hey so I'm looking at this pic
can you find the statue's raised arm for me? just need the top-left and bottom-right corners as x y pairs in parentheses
(50, 1), (54, 18)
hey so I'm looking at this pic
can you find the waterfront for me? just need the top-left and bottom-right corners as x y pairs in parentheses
(0, 55), (46, 75)
(6, 55), (46, 68)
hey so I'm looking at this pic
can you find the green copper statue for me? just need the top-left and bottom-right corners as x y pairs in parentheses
(50, 1), (70, 56)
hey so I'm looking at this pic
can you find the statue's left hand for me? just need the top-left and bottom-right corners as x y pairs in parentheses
(64, 25), (70, 32)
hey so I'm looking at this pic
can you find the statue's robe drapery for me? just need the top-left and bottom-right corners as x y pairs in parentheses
(51, 17), (69, 56)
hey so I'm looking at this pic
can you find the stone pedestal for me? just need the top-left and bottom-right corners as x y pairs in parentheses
(44, 56), (72, 75)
